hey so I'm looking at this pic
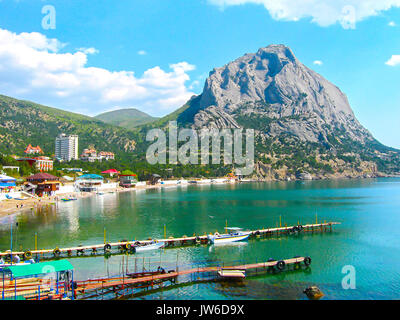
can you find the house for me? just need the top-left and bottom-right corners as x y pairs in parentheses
(80, 148), (115, 162)
(75, 174), (104, 192)
(99, 151), (115, 161)
(2, 166), (19, 172)
(119, 173), (137, 188)
(64, 168), (83, 172)
(17, 156), (54, 171)
(24, 144), (43, 155)
(80, 148), (99, 162)
(26, 173), (60, 197)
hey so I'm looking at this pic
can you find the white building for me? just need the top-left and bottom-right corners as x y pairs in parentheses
(55, 134), (79, 161)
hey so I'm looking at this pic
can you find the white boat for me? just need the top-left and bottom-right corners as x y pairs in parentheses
(0, 259), (36, 270)
(207, 227), (251, 244)
(134, 240), (165, 252)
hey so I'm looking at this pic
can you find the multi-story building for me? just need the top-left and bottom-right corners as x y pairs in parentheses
(99, 151), (115, 161)
(80, 148), (115, 162)
(16, 156), (54, 171)
(55, 134), (79, 161)
(34, 156), (54, 171)
(55, 133), (78, 161)
(80, 148), (99, 162)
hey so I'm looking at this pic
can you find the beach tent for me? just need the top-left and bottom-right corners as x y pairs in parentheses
(0, 175), (16, 188)
(101, 169), (119, 174)
(101, 169), (120, 177)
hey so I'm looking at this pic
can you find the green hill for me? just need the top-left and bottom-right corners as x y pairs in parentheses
(0, 95), (140, 160)
(95, 108), (158, 129)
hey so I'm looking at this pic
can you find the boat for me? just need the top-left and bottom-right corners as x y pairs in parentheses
(207, 227), (251, 244)
(0, 259), (36, 270)
(133, 240), (165, 252)
(61, 198), (77, 202)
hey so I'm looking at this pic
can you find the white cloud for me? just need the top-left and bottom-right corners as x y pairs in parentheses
(76, 47), (99, 55)
(388, 21), (397, 26)
(313, 60), (323, 66)
(137, 50), (147, 55)
(208, 0), (400, 29)
(385, 55), (400, 66)
(0, 28), (196, 116)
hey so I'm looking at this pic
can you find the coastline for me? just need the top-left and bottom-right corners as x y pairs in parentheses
(1, 174), (399, 221)
(0, 182), (191, 220)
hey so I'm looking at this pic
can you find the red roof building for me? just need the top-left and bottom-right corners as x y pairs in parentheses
(17, 156), (53, 172)
(27, 172), (59, 182)
(24, 144), (43, 154)
(26, 173), (60, 197)
(99, 151), (115, 160)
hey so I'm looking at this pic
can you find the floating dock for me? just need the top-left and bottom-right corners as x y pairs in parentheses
(0, 221), (340, 261)
(74, 256), (311, 300)
(1, 256), (312, 300)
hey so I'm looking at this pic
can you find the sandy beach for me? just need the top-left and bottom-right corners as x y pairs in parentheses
(0, 183), (169, 220)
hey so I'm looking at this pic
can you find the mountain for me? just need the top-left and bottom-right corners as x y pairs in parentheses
(150, 44), (400, 180)
(95, 108), (158, 129)
(0, 95), (138, 159)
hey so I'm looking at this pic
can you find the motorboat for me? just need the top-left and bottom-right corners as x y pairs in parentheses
(207, 227), (251, 244)
(133, 240), (165, 252)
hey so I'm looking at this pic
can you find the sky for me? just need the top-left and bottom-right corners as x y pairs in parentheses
(0, 0), (399, 148)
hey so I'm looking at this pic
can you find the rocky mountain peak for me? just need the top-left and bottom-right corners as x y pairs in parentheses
(163, 44), (400, 179)
(184, 44), (371, 145)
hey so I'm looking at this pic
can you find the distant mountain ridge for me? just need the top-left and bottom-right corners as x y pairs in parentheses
(142, 44), (400, 179)
(0, 95), (138, 159)
(95, 108), (158, 129)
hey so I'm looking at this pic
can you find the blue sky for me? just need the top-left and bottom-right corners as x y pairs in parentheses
(0, 0), (399, 148)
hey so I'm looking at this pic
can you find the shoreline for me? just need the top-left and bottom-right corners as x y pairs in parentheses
(1, 175), (399, 221)
(0, 184), (164, 220)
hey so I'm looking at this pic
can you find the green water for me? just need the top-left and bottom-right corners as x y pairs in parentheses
(1, 178), (400, 300)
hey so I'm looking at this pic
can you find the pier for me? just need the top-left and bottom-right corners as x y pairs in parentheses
(1, 256), (311, 300)
(0, 221), (340, 261)
(74, 256), (312, 300)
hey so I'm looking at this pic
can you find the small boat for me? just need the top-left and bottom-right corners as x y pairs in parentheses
(208, 227), (251, 244)
(0, 258), (36, 270)
(61, 198), (77, 202)
(133, 240), (165, 252)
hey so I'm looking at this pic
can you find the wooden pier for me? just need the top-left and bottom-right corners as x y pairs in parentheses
(0, 221), (340, 261)
(1, 256), (312, 300)
(74, 256), (311, 300)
